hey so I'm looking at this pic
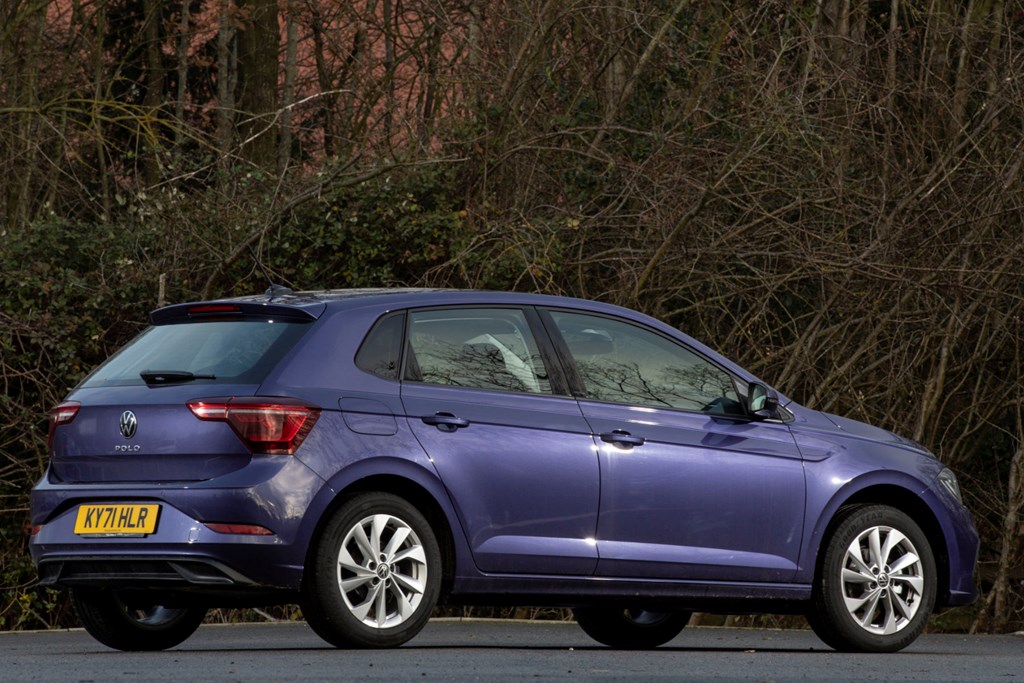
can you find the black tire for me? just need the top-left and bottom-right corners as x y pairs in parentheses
(70, 588), (206, 651)
(573, 607), (690, 649)
(302, 492), (442, 648)
(808, 505), (936, 653)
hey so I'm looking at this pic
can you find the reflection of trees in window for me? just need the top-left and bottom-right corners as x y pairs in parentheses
(412, 336), (542, 393)
(665, 364), (737, 401)
(577, 358), (736, 411)
(407, 310), (552, 394)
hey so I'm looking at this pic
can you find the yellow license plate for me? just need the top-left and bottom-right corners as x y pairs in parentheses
(74, 504), (160, 536)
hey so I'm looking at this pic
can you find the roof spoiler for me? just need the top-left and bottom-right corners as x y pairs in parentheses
(150, 300), (323, 324)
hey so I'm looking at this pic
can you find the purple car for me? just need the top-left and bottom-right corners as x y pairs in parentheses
(30, 288), (977, 652)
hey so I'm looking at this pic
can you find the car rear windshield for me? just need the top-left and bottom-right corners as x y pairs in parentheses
(79, 320), (311, 388)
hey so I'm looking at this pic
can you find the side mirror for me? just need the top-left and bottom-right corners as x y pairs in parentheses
(747, 382), (779, 419)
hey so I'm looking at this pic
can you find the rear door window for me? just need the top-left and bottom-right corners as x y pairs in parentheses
(404, 308), (553, 395)
(80, 320), (311, 387)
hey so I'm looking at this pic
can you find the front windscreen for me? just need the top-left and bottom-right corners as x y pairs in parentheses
(79, 320), (311, 388)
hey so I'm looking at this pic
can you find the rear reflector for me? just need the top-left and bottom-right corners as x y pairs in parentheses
(204, 523), (274, 536)
(48, 401), (80, 451)
(187, 398), (320, 455)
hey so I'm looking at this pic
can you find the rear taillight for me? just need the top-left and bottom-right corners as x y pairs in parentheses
(47, 401), (80, 451)
(187, 398), (320, 455)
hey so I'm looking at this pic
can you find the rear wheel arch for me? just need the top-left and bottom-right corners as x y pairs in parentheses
(305, 474), (458, 600)
(813, 485), (950, 606)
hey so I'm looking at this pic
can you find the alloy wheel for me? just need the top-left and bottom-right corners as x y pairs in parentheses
(840, 524), (925, 635)
(337, 513), (428, 629)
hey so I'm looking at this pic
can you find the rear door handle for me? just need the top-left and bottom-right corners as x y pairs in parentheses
(599, 430), (645, 447)
(421, 412), (470, 433)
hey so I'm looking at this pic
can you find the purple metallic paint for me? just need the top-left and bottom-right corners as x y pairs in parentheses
(30, 288), (978, 617)
(580, 399), (805, 583)
(402, 383), (600, 575)
(31, 453), (327, 589)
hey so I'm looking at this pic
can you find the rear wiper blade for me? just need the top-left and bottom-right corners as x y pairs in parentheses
(140, 370), (216, 385)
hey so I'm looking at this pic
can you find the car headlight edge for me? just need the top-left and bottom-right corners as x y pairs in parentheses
(938, 468), (963, 504)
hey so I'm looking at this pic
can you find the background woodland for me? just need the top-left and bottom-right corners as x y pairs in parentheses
(1, 0), (1022, 632)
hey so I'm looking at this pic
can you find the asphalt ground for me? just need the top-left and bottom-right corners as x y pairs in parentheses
(3, 619), (1021, 682)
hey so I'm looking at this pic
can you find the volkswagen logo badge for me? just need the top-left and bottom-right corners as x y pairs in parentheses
(119, 410), (138, 439)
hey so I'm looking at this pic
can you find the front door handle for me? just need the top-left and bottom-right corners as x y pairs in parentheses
(599, 430), (645, 448)
(421, 412), (470, 433)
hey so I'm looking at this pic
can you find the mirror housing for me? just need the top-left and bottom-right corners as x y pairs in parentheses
(747, 382), (780, 420)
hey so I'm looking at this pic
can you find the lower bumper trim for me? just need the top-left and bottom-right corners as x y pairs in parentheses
(38, 555), (257, 588)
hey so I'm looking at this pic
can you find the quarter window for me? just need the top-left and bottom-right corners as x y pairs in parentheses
(405, 309), (552, 395)
(549, 311), (742, 414)
(355, 312), (405, 380)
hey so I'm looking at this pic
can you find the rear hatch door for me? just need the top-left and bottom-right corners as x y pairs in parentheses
(49, 302), (318, 483)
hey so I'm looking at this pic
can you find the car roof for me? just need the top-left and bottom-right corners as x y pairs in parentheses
(151, 287), (774, 395)
(208, 287), (642, 318)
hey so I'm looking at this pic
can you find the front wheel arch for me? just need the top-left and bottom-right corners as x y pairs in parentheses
(808, 504), (937, 652)
(810, 485), (950, 606)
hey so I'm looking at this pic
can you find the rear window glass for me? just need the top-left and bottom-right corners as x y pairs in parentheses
(80, 320), (311, 388)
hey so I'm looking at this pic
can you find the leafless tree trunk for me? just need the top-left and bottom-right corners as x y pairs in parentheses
(236, 0), (280, 170)
(92, 1), (112, 219)
(142, 0), (164, 185)
(279, 0), (298, 174)
(174, 0), (191, 152)
(216, 0), (237, 161)
(2, 0), (46, 229)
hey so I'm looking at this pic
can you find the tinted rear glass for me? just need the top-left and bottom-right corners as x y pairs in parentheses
(355, 312), (405, 380)
(80, 320), (311, 388)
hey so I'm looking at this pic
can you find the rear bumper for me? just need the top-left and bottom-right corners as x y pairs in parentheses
(29, 455), (329, 592)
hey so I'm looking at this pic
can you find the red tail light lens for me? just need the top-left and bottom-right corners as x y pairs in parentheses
(187, 398), (320, 455)
(187, 304), (241, 316)
(48, 401), (80, 451)
(204, 523), (274, 536)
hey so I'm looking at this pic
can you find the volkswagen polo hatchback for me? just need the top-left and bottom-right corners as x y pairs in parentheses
(30, 288), (978, 652)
